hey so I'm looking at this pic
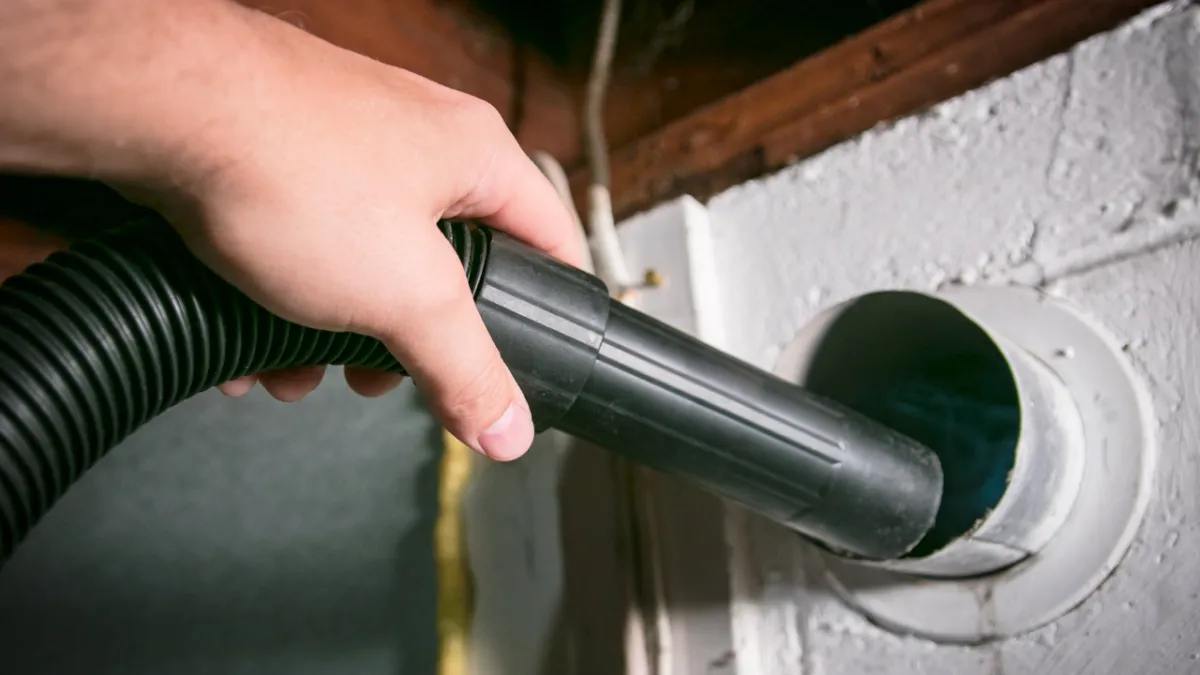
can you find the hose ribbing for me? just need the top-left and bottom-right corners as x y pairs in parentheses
(0, 217), (489, 564)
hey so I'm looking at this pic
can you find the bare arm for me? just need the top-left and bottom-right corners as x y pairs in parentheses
(0, 1), (272, 190)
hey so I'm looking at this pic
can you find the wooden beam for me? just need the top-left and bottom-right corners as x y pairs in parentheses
(595, 0), (928, 166)
(0, 218), (62, 280)
(239, 0), (579, 159)
(572, 0), (1163, 221)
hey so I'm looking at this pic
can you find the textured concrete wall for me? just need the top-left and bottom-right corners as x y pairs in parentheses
(0, 371), (442, 675)
(700, 2), (1200, 673)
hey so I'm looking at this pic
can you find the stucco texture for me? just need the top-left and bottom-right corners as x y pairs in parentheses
(706, 3), (1200, 673)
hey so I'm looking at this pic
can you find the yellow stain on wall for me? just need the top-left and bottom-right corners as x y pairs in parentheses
(436, 429), (474, 675)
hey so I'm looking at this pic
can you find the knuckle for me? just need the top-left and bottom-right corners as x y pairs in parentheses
(447, 95), (506, 135)
(440, 359), (511, 430)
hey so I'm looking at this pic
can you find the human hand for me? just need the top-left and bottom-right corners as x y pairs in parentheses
(0, 1), (583, 459)
(124, 7), (583, 461)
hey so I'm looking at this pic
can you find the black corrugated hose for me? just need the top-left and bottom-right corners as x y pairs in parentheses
(0, 216), (488, 565)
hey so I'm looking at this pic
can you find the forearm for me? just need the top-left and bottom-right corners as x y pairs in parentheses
(0, 0), (288, 195)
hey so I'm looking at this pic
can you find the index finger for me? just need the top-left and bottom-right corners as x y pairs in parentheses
(450, 137), (586, 269)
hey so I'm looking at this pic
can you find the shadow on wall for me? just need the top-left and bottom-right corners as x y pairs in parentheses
(549, 440), (739, 674)
(462, 432), (642, 675)
(0, 376), (443, 675)
(545, 440), (632, 674)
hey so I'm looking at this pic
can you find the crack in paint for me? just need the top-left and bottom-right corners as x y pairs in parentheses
(995, 221), (1200, 288)
(1000, 10), (1200, 289)
(1164, 12), (1200, 198)
(1113, 197), (1149, 234)
(1044, 53), (1077, 196)
(1012, 219), (1043, 269)
(1040, 226), (1200, 284)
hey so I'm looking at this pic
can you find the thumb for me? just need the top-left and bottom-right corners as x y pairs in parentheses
(380, 226), (533, 462)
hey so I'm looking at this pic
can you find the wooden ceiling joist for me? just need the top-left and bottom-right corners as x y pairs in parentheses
(571, 0), (1164, 221)
(242, 0), (581, 160)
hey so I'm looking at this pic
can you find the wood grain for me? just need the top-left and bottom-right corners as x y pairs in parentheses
(0, 219), (63, 281)
(595, 0), (924, 165)
(240, 0), (579, 159)
(571, 0), (1162, 221)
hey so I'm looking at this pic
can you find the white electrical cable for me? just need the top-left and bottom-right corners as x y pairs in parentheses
(583, 0), (639, 305)
(531, 2), (670, 672)
(530, 150), (595, 275)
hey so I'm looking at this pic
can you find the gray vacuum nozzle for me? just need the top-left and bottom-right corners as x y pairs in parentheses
(477, 230), (944, 560)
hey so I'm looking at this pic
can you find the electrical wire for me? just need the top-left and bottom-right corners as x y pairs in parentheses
(526, 2), (667, 672)
(433, 5), (634, 666)
(583, 0), (638, 303)
(530, 150), (594, 274)
(582, 2), (669, 673)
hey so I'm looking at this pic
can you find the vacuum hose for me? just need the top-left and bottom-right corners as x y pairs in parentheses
(0, 217), (942, 565)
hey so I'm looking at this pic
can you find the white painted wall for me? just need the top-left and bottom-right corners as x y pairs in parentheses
(625, 2), (1199, 673)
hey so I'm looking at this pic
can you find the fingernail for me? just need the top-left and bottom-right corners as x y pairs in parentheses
(476, 399), (534, 461)
(219, 376), (257, 397)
